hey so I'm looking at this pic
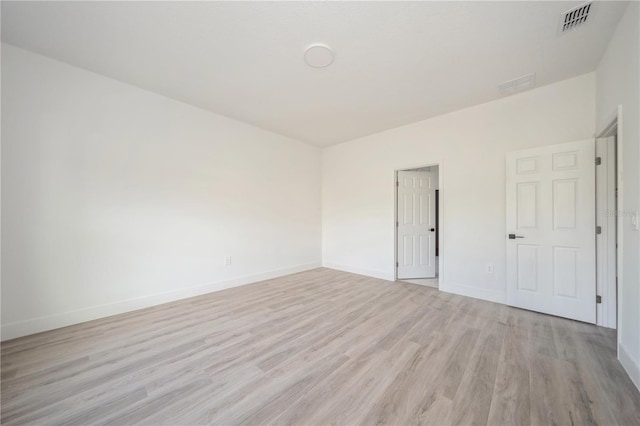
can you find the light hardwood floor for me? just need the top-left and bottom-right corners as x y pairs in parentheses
(1, 268), (639, 425)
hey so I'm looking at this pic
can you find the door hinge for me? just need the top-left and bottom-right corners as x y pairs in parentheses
(595, 157), (602, 166)
(396, 181), (399, 187)
(596, 226), (602, 234)
(396, 261), (399, 267)
(396, 221), (399, 227)
(596, 295), (602, 304)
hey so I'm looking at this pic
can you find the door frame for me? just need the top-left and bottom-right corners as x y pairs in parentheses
(393, 161), (444, 286)
(596, 105), (623, 331)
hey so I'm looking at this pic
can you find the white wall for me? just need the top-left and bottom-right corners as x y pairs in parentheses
(323, 73), (595, 303)
(596, 2), (640, 389)
(1, 44), (322, 340)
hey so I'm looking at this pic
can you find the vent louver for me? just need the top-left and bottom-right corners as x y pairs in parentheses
(559, 2), (592, 33)
(498, 73), (536, 97)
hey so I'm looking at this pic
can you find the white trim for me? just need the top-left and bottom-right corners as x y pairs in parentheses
(595, 136), (617, 328)
(0, 262), (321, 341)
(596, 106), (624, 357)
(598, 107), (640, 394)
(439, 282), (506, 305)
(322, 262), (393, 281)
(619, 341), (640, 391)
(596, 107), (620, 138)
(393, 160), (444, 289)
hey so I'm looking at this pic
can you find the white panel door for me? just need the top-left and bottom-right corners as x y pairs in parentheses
(506, 139), (596, 323)
(397, 170), (436, 279)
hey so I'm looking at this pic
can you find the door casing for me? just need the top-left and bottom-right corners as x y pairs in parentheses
(596, 105), (623, 332)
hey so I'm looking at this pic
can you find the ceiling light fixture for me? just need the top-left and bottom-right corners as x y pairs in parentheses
(304, 44), (334, 68)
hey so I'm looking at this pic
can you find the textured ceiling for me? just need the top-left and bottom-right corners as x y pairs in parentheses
(1, 1), (629, 146)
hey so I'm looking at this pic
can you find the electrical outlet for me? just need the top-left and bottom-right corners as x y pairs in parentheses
(224, 256), (231, 266)
(633, 212), (640, 231)
(486, 264), (494, 274)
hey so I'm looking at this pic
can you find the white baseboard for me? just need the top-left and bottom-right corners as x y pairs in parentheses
(619, 341), (640, 391)
(1, 262), (321, 341)
(322, 262), (394, 281)
(439, 282), (506, 305)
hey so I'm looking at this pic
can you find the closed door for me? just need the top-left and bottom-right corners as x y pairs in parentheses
(397, 170), (436, 279)
(506, 139), (596, 323)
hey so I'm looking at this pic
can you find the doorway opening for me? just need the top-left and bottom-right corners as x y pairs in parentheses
(394, 164), (440, 289)
(596, 112), (621, 329)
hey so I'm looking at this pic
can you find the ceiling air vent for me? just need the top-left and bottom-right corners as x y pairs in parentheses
(498, 73), (536, 97)
(559, 2), (593, 34)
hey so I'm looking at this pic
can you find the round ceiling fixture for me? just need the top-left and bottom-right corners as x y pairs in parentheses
(304, 44), (334, 68)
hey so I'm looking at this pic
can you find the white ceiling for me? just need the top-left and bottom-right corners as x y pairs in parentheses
(1, 1), (629, 147)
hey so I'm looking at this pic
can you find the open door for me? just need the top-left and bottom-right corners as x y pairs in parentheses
(506, 139), (596, 323)
(397, 170), (437, 279)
